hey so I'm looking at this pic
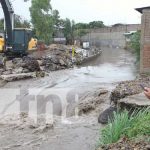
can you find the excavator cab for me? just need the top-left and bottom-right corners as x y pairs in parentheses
(12, 28), (32, 55)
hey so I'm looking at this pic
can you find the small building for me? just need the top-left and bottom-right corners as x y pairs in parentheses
(53, 25), (66, 44)
(123, 31), (136, 42)
(135, 6), (150, 73)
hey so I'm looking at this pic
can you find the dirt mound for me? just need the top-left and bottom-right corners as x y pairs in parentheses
(99, 137), (150, 150)
(110, 76), (150, 104)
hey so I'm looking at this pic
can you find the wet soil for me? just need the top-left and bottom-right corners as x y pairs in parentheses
(0, 47), (137, 150)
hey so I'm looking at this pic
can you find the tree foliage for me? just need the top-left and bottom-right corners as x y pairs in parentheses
(30, 0), (54, 44)
(0, 16), (30, 32)
(14, 15), (31, 28)
(52, 9), (60, 27)
(74, 23), (89, 29)
(89, 21), (105, 28)
(0, 19), (4, 31)
(130, 31), (141, 61)
(74, 21), (105, 29)
(64, 18), (72, 44)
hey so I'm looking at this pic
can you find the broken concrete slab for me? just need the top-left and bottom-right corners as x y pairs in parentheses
(118, 93), (150, 109)
(0, 72), (36, 82)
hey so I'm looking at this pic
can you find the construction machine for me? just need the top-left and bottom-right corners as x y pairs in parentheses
(0, 36), (4, 52)
(0, 0), (36, 56)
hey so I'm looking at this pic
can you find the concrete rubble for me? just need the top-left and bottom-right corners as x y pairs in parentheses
(0, 72), (36, 82)
(0, 44), (101, 81)
(119, 93), (150, 109)
(98, 75), (150, 124)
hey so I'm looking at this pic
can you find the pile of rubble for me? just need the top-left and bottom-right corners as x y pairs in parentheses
(98, 75), (150, 124)
(110, 75), (150, 104)
(0, 44), (98, 81)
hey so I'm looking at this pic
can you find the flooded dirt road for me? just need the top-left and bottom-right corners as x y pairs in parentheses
(0, 47), (137, 150)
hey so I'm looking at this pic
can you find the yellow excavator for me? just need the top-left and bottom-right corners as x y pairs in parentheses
(0, 0), (38, 56)
(0, 36), (37, 53)
(0, 36), (4, 52)
(28, 37), (37, 51)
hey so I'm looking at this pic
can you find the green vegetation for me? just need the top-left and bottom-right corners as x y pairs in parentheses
(0, 19), (4, 31)
(63, 18), (74, 44)
(14, 15), (31, 28)
(98, 108), (150, 147)
(0, 16), (30, 32)
(130, 31), (141, 61)
(74, 21), (105, 29)
(30, 0), (54, 44)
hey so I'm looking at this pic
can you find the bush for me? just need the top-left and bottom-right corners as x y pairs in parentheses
(130, 31), (141, 61)
(98, 108), (150, 146)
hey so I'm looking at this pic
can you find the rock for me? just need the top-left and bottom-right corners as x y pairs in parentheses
(51, 56), (59, 64)
(33, 124), (53, 133)
(59, 59), (66, 66)
(0, 69), (4, 75)
(2, 69), (12, 75)
(12, 67), (23, 74)
(12, 57), (40, 72)
(36, 71), (45, 77)
(12, 58), (23, 64)
(22, 57), (40, 72)
(118, 93), (150, 110)
(22, 68), (30, 73)
(110, 79), (150, 104)
(98, 90), (108, 96)
(0, 72), (36, 81)
(37, 60), (44, 66)
(146, 145), (150, 150)
(98, 106), (118, 124)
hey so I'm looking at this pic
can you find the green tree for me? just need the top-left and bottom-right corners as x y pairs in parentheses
(0, 19), (4, 31)
(0, 16), (31, 31)
(63, 18), (73, 44)
(130, 31), (141, 61)
(14, 15), (31, 28)
(52, 9), (60, 27)
(74, 23), (89, 29)
(89, 21), (105, 28)
(30, 0), (54, 44)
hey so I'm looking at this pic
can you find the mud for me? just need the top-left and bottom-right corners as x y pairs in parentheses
(0, 47), (137, 150)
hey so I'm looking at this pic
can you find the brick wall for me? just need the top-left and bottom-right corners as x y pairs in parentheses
(140, 9), (150, 73)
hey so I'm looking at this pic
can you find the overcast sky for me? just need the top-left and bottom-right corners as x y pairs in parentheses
(0, 0), (150, 25)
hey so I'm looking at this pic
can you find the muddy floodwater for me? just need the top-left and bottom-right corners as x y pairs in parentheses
(0, 47), (137, 150)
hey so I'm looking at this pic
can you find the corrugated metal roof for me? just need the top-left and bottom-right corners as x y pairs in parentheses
(135, 6), (150, 14)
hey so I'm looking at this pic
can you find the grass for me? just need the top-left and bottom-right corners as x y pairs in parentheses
(98, 107), (150, 147)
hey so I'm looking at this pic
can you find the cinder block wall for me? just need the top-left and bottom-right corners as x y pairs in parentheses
(81, 24), (141, 48)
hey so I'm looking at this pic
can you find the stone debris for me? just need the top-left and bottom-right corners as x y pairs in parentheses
(98, 75), (150, 125)
(0, 44), (101, 81)
(78, 89), (109, 115)
(98, 106), (117, 124)
(0, 72), (36, 81)
(119, 93), (150, 109)
(110, 76), (150, 104)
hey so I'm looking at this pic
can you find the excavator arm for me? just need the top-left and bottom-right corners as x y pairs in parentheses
(0, 0), (14, 48)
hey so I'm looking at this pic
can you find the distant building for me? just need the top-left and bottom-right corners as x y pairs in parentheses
(123, 31), (137, 42)
(53, 25), (66, 44)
